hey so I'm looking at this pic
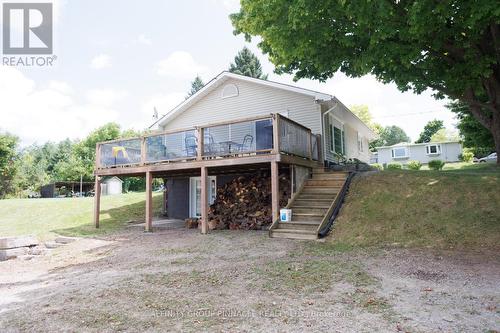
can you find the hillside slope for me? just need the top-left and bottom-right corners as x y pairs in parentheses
(332, 167), (500, 250)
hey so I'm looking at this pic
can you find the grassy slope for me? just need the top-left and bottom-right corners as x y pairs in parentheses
(332, 164), (500, 250)
(0, 192), (162, 240)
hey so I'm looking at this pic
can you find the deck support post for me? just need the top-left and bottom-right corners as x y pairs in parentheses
(145, 171), (153, 232)
(162, 178), (167, 216)
(271, 161), (279, 222)
(200, 166), (208, 234)
(94, 176), (101, 228)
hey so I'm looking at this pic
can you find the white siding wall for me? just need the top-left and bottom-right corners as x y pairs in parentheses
(161, 78), (321, 134)
(377, 142), (463, 165)
(321, 104), (372, 163)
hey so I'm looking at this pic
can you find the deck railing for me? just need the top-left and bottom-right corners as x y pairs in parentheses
(95, 114), (321, 169)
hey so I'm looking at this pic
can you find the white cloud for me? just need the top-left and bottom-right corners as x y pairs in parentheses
(137, 92), (185, 129)
(86, 89), (126, 107)
(0, 67), (120, 145)
(156, 51), (209, 78)
(90, 54), (112, 69)
(211, 0), (240, 11)
(137, 34), (152, 46)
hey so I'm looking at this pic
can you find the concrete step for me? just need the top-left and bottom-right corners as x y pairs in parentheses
(270, 229), (318, 240)
(0, 236), (38, 250)
(55, 236), (78, 244)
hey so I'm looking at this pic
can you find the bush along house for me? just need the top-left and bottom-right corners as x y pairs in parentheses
(93, 72), (376, 239)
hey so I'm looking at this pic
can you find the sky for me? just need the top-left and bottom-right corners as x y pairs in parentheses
(0, 0), (458, 146)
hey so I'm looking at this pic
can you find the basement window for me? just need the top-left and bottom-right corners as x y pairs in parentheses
(426, 144), (441, 155)
(391, 147), (409, 159)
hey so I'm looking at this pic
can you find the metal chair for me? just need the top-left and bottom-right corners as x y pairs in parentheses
(185, 135), (197, 157)
(239, 134), (254, 152)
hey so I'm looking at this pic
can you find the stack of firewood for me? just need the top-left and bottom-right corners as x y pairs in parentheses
(207, 172), (290, 230)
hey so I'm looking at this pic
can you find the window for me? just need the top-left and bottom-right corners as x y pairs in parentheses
(357, 132), (364, 152)
(329, 115), (344, 154)
(221, 84), (238, 99)
(426, 144), (441, 155)
(334, 126), (344, 153)
(391, 147), (409, 159)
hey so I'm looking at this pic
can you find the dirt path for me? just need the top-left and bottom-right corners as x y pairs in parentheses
(0, 229), (498, 332)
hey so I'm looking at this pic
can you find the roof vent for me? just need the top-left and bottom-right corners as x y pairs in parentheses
(221, 84), (239, 99)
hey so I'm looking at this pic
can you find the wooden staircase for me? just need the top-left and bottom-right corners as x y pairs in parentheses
(269, 169), (349, 240)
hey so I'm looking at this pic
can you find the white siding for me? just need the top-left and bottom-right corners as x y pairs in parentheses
(377, 142), (463, 165)
(161, 78), (321, 134)
(321, 103), (372, 163)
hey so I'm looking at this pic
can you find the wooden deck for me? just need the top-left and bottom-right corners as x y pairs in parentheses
(93, 113), (323, 234)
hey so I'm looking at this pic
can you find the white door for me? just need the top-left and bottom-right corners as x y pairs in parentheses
(189, 176), (216, 218)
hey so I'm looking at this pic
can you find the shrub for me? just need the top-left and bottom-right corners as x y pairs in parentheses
(370, 163), (383, 171)
(428, 159), (445, 170)
(406, 160), (422, 170)
(386, 162), (402, 170)
(459, 148), (474, 163)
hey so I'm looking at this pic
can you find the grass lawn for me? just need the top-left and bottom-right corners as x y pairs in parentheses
(0, 192), (163, 240)
(333, 162), (500, 249)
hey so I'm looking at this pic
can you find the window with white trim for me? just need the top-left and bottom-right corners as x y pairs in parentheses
(391, 147), (409, 159)
(426, 144), (441, 155)
(329, 115), (345, 154)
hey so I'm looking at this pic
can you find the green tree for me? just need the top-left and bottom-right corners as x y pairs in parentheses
(231, 1), (500, 163)
(0, 132), (19, 198)
(349, 105), (373, 128)
(447, 101), (494, 153)
(415, 119), (444, 143)
(74, 123), (121, 180)
(15, 149), (50, 193)
(430, 128), (460, 142)
(186, 75), (205, 99)
(371, 125), (411, 149)
(229, 47), (268, 79)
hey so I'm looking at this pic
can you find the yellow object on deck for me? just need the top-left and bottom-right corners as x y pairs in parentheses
(112, 146), (128, 159)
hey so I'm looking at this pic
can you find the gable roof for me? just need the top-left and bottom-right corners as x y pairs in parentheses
(150, 71), (334, 129)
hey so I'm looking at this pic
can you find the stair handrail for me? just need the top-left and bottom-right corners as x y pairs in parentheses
(316, 171), (355, 237)
(268, 178), (308, 235)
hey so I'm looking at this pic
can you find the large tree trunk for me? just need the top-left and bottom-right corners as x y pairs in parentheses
(463, 79), (500, 164)
(492, 110), (500, 164)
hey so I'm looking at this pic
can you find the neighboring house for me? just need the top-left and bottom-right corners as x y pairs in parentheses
(93, 71), (376, 234)
(376, 141), (463, 165)
(101, 176), (123, 195)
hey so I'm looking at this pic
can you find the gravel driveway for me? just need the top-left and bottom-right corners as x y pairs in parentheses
(0, 229), (498, 332)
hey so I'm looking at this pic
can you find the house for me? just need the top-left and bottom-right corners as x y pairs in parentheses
(376, 141), (463, 165)
(101, 176), (123, 195)
(93, 71), (376, 239)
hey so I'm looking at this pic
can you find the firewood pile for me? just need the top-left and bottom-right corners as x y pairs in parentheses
(207, 172), (290, 230)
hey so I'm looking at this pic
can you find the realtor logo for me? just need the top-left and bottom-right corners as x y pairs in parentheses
(2, 2), (53, 54)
